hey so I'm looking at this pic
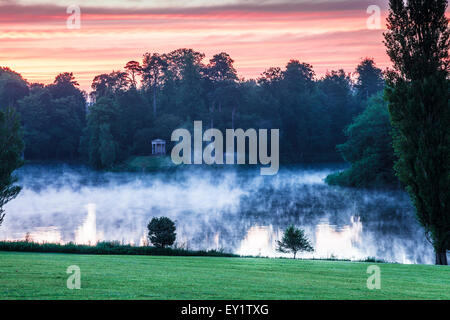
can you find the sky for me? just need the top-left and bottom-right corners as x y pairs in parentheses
(0, 0), (394, 91)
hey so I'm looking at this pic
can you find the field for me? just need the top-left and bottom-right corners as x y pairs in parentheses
(0, 252), (449, 300)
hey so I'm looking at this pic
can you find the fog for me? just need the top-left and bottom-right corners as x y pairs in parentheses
(0, 163), (434, 264)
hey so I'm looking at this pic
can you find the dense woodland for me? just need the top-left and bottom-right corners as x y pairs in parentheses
(1, 51), (389, 185)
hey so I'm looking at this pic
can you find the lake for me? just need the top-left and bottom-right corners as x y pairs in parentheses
(0, 163), (435, 264)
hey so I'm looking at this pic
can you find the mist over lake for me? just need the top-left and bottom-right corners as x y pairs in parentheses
(0, 163), (434, 264)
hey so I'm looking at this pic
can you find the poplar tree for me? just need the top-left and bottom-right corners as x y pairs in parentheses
(384, 0), (450, 264)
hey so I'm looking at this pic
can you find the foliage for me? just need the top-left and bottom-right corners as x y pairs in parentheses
(98, 124), (117, 169)
(354, 58), (385, 102)
(384, 0), (450, 265)
(16, 74), (86, 160)
(2, 51), (386, 168)
(0, 107), (24, 227)
(276, 225), (313, 258)
(326, 93), (397, 188)
(317, 69), (360, 152)
(85, 97), (121, 169)
(0, 241), (236, 257)
(0, 67), (29, 108)
(147, 217), (177, 248)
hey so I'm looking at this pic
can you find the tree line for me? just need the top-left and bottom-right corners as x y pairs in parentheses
(0, 52), (386, 170)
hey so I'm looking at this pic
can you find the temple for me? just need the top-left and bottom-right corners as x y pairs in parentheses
(151, 139), (166, 155)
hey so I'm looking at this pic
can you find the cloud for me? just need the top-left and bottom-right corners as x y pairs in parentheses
(0, 0), (390, 22)
(0, 0), (392, 90)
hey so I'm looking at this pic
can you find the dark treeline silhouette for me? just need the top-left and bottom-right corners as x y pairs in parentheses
(0, 50), (385, 171)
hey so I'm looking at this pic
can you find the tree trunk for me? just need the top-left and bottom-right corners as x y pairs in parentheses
(435, 251), (448, 265)
(293, 252), (296, 259)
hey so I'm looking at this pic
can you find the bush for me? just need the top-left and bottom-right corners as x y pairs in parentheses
(0, 240), (237, 257)
(147, 217), (176, 248)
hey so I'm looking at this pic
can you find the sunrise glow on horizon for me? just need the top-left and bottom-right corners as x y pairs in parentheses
(0, 0), (395, 91)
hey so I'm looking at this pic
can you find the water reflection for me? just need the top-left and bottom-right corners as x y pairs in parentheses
(26, 226), (62, 244)
(75, 204), (97, 245)
(0, 163), (436, 264)
(237, 225), (281, 257)
(314, 216), (363, 259)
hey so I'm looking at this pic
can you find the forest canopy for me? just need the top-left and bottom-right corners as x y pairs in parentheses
(0, 52), (386, 180)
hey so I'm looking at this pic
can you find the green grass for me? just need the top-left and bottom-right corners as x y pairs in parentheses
(113, 155), (176, 172)
(0, 251), (448, 300)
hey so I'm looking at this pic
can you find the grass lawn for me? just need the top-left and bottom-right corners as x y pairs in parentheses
(0, 251), (448, 300)
(115, 155), (175, 171)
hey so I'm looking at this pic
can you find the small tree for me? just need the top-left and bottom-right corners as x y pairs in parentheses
(147, 217), (176, 248)
(276, 225), (313, 259)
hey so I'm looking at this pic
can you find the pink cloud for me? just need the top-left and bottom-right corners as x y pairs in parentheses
(0, 0), (395, 90)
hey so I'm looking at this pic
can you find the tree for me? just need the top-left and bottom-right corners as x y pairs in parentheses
(0, 107), (24, 227)
(124, 61), (142, 88)
(147, 217), (176, 248)
(206, 52), (238, 128)
(220, 81), (243, 130)
(278, 61), (317, 162)
(173, 49), (207, 121)
(206, 52), (238, 83)
(283, 60), (315, 92)
(276, 225), (313, 259)
(384, 0), (450, 265)
(258, 67), (282, 86)
(317, 69), (358, 157)
(18, 80), (85, 160)
(91, 74), (111, 99)
(326, 93), (397, 188)
(91, 71), (129, 100)
(0, 67), (29, 108)
(86, 97), (120, 169)
(142, 53), (168, 117)
(47, 72), (86, 121)
(98, 124), (117, 169)
(354, 58), (385, 102)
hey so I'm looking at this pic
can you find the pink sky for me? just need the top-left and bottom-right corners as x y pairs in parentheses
(0, 0), (393, 91)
